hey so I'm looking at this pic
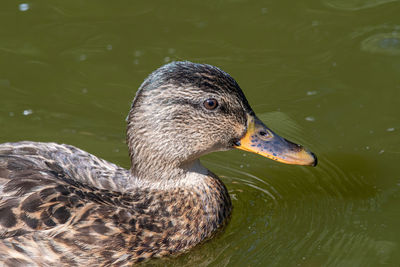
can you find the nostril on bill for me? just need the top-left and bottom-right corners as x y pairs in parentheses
(259, 131), (267, 136)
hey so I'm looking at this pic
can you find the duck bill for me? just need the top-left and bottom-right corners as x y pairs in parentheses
(235, 115), (317, 166)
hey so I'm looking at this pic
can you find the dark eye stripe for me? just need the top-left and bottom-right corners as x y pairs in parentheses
(160, 98), (231, 114)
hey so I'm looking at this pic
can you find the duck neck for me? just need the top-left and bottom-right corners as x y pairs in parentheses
(126, 127), (205, 190)
(128, 158), (208, 190)
(125, 104), (209, 189)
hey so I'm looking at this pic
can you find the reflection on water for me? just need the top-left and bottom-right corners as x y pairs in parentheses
(361, 32), (400, 56)
(0, 41), (42, 57)
(59, 33), (121, 62)
(323, 0), (399, 10)
(350, 24), (400, 55)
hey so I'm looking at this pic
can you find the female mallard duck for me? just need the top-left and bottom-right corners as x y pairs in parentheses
(0, 61), (316, 266)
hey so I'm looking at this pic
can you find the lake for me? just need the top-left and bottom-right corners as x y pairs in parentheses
(0, 1), (399, 266)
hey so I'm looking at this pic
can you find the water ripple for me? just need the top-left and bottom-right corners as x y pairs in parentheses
(180, 145), (392, 266)
(361, 32), (400, 56)
(322, 0), (399, 11)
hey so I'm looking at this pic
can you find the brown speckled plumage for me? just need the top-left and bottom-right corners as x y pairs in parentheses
(0, 61), (316, 266)
(0, 142), (231, 266)
(0, 62), (247, 266)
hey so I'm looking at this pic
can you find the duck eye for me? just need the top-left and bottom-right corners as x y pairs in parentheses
(203, 98), (218, 110)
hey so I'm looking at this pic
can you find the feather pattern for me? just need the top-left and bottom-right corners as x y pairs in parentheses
(0, 61), (247, 266)
(0, 61), (317, 265)
(0, 142), (231, 266)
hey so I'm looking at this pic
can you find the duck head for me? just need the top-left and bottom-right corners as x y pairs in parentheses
(127, 61), (316, 183)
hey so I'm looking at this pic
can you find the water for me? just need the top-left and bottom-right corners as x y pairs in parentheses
(0, 1), (399, 266)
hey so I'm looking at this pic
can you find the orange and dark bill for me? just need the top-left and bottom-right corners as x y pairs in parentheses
(235, 115), (317, 166)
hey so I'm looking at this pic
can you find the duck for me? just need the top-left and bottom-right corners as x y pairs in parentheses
(0, 61), (317, 266)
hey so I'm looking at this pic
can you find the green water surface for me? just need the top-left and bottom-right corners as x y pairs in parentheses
(1, 1), (399, 266)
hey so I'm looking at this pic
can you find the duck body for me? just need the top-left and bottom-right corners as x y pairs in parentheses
(0, 142), (230, 266)
(0, 61), (316, 266)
